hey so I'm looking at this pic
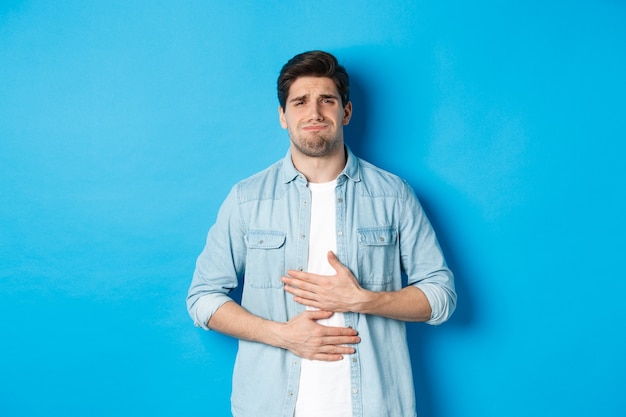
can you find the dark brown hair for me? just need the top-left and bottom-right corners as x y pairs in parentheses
(277, 50), (350, 109)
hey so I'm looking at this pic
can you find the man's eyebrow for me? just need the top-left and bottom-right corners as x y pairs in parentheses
(288, 93), (339, 103)
(289, 94), (309, 103)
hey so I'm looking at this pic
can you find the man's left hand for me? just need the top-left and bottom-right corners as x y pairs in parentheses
(282, 251), (368, 312)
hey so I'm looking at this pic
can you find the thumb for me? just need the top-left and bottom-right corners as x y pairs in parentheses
(327, 251), (345, 271)
(306, 309), (334, 320)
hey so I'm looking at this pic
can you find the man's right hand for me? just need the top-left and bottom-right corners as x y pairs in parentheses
(275, 310), (361, 361)
(207, 301), (360, 361)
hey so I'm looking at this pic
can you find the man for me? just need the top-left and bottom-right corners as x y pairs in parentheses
(187, 50), (456, 417)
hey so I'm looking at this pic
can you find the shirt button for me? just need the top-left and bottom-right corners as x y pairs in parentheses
(337, 231), (343, 236)
(353, 389), (358, 394)
(301, 234), (306, 239)
(379, 237), (385, 242)
(337, 198), (343, 203)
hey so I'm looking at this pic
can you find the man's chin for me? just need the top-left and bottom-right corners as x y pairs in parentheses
(293, 140), (340, 158)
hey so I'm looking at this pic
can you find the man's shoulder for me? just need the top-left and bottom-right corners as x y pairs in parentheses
(232, 158), (286, 202)
(238, 158), (283, 184)
(357, 157), (404, 182)
(355, 157), (410, 198)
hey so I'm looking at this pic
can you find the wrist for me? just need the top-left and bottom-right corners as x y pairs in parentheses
(261, 319), (288, 350)
(353, 288), (381, 314)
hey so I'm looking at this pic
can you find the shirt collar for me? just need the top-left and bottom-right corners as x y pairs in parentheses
(281, 145), (361, 184)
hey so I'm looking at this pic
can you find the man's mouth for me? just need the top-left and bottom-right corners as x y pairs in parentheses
(302, 124), (328, 131)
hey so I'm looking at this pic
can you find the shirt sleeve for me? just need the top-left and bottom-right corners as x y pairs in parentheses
(399, 181), (457, 325)
(186, 186), (247, 330)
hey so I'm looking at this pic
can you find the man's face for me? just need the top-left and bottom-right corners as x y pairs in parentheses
(279, 76), (352, 158)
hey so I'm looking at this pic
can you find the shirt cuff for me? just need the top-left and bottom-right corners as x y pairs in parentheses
(191, 293), (233, 330)
(414, 283), (455, 325)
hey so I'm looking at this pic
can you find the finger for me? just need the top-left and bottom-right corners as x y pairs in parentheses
(320, 335), (361, 346)
(285, 269), (314, 279)
(310, 353), (346, 362)
(309, 345), (357, 361)
(281, 278), (298, 292)
(326, 251), (345, 271)
(305, 309), (335, 320)
(283, 284), (301, 297)
(285, 285), (317, 301)
(314, 324), (359, 337)
(291, 295), (320, 309)
(282, 275), (312, 290)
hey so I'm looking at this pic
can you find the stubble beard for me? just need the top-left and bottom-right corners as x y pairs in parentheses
(290, 129), (342, 158)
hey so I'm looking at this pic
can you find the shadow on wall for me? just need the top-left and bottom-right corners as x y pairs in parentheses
(408, 186), (477, 417)
(346, 70), (477, 417)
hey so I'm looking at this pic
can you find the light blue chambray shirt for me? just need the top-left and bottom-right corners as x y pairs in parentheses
(187, 147), (456, 417)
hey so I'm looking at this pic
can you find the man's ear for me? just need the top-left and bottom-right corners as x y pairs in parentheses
(343, 101), (353, 125)
(278, 105), (287, 129)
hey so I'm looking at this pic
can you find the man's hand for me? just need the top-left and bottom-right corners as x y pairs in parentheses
(207, 301), (360, 361)
(277, 309), (361, 361)
(282, 251), (367, 313)
(282, 251), (433, 322)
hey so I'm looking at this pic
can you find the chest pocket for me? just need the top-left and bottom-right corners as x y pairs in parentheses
(357, 226), (398, 289)
(244, 230), (286, 289)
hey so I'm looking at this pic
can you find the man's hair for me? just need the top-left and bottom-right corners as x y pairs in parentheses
(277, 50), (350, 109)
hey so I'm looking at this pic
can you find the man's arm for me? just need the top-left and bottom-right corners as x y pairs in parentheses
(282, 251), (433, 322)
(188, 187), (361, 361)
(283, 179), (456, 324)
(206, 299), (361, 361)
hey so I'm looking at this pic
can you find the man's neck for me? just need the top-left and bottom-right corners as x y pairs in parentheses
(290, 145), (346, 183)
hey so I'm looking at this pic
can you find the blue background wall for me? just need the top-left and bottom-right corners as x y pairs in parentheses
(1, 1), (625, 416)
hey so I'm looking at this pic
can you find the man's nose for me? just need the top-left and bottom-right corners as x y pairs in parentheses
(307, 103), (323, 121)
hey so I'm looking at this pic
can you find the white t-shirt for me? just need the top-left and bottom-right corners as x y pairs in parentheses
(294, 180), (352, 417)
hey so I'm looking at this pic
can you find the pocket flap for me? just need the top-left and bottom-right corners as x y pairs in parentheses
(245, 230), (286, 249)
(358, 226), (397, 246)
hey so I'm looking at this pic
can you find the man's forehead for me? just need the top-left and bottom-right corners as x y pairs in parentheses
(288, 76), (339, 98)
